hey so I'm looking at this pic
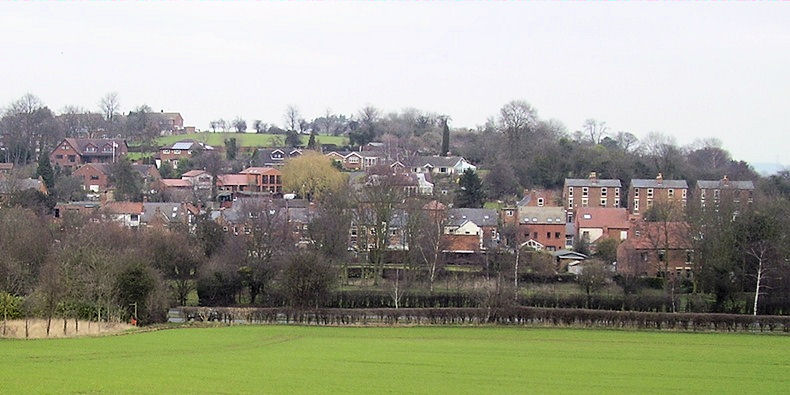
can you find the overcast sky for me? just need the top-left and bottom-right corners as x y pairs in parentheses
(1, 2), (788, 165)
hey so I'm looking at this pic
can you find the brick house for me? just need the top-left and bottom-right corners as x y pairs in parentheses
(103, 201), (144, 227)
(156, 140), (214, 168)
(73, 163), (161, 193)
(518, 188), (562, 207)
(326, 150), (385, 171)
(148, 111), (184, 135)
(216, 174), (255, 194)
(616, 220), (692, 277)
(516, 206), (566, 252)
(563, 172), (622, 222)
(239, 167), (283, 193)
(695, 176), (754, 209)
(443, 208), (500, 252)
(50, 138), (128, 171)
(629, 173), (688, 215)
(574, 207), (631, 245)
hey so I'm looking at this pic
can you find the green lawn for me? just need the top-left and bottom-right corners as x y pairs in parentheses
(2, 326), (787, 393)
(156, 132), (347, 148)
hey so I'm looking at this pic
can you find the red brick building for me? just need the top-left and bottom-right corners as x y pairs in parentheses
(156, 140), (214, 168)
(694, 176), (754, 209)
(563, 172), (622, 222)
(516, 206), (566, 251)
(616, 221), (692, 277)
(73, 163), (160, 193)
(239, 167), (282, 193)
(50, 138), (128, 171)
(629, 173), (688, 215)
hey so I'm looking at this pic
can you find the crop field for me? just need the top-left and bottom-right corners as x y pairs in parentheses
(156, 132), (348, 148)
(2, 326), (787, 394)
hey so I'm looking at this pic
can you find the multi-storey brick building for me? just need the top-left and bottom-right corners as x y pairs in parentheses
(239, 167), (283, 193)
(50, 138), (128, 171)
(517, 206), (566, 251)
(156, 140), (214, 168)
(629, 173), (688, 215)
(563, 172), (622, 222)
(695, 176), (754, 209)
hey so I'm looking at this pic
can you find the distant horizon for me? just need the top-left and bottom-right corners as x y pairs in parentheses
(1, 2), (788, 166)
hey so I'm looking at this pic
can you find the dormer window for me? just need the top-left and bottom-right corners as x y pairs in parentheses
(85, 145), (97, 153)
(102, 145), (113, 153)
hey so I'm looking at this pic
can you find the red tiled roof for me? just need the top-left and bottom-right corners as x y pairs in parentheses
(240, 167), (280, 175)
(181, 170), (208, 177)
(159, 179), (192, 188)
(217, 174), (252, 186)
(576, 207), (630, 229)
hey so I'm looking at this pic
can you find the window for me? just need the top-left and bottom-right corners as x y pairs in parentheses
(658, 251), (665, 262)
(565, 235), (573, 247)
(130, 214), (139, 222)
(615, 188), (620, 197)
(568, 198), (573, 208)
(68, 155), (76, 162)
(600, 198), (607, 206)
(532, 232), (538, 239)
(568, 186), (574, 197)
(601, 187), (607, 197)
(348, 156), (359, 163)
(163, 149), (170, 154)
(614, 198), (620, 208)
(555, 232), (561, 238)
(582, 187), (589, 197)
(56, 154), (63, 159)
(581, 197), (588, 207)
(537, 198), (544, 207)
(668, 189), (675, 198)
(390, 229), (397, 236)
(640, 252), (648, 262)
(582, 230), (590, 240)
(634, 188), (639, 198)
(440, 167), (447, 173)
(633, 199), (640, 212)
(173, 150), (181, 154)
(506, 210), (514, 217)
(647, 200), (653, 208)
(647, 188), (654, 198)
(103, 145), (112, 153)
(547, 232), (551, 239)
(85, 146), (97, 153)
(90, 175), (100, 180)
(682, 189), (687, 199)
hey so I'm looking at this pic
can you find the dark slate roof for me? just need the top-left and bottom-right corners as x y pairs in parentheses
(141, 202), (187, 224)
(64, 138), (127, 156)
(564, 178), (622, 187)
(696, 180), (755, 190)
(446, 208), (498, 227)
(631, 179), (688, 189)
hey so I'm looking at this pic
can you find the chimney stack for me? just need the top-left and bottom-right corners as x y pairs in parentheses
(656, 173), (664, 184)
(722, 175), (729, 185)
(589, 171), (598, 184)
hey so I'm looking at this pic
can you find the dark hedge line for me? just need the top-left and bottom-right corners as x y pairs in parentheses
(177, 306), (790, 333)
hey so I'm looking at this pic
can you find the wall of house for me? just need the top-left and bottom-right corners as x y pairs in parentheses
(565, 185), (622, 218)
(50, 142), (81, 169)
(630, 187), (687, 215)
(73, 166), (108, 192)
(518, 223), (566, 251)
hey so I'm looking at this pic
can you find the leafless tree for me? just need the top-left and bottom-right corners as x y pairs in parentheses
(582, 119), (609, 144)
(99, 92), (120, 122)
(284, 105), (302, 132)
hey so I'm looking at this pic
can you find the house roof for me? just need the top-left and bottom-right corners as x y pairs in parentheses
(625, 221), (692, 250)
(446, 208), (498, 227)
(240, 167), (280, 175)
(551, 249), (588, 260)
(631, 175), (687, 189)
(407, 155), (467, 168)
(163, 140), (213, 151)
(517, 189), (561, 207)
(0, 178), (45, 194)
(76, 163), (158, 179)
(697, 179), (755, 190)
(104, 201), (144, 214)
(576, 207), (630, 230)
(159, 179), (192, 188)
(517, 206), (565, 225)
(141, 202), (186, 223)
(564, 178), (622, 188)
(217, 174), (251, 186)
(63, 138), (127, 156)
(181, 170), (209, 178)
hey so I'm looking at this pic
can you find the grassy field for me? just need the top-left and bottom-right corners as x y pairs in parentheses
(2, 326), (787, 394)
(156, 132), (347, 148)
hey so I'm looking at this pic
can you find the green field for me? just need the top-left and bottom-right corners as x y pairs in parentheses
(2, 326), (787, 394)
(156, 132), (348, 148)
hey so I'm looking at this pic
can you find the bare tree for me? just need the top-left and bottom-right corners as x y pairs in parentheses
(232, 117), (247, 133)
(284, 105), (301, 132)
(582, 119), (609, 144)
(99, 92), (120, 122)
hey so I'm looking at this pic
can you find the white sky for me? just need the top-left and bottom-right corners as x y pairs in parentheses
(0, 2), (788, 165)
